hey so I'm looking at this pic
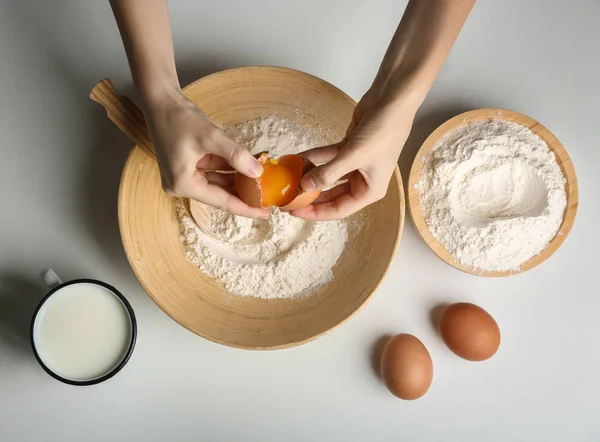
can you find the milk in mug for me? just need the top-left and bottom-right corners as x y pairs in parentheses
(33, 282), (133, 382)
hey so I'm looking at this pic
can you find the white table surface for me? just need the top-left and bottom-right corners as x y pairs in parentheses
(1, 0), (599, 441)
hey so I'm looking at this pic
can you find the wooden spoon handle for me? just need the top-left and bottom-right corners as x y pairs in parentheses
(89, 79), (155, 159)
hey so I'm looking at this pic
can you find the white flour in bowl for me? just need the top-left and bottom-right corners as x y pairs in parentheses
(418, 119), (567, 272)
(177, 117), (349, 299)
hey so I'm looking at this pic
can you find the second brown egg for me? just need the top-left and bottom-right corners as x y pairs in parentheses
(439, 302), (501, 361)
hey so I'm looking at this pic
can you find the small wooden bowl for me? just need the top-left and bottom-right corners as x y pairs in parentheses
(119, 67), (405, 349)
(407, 108), (578, 277)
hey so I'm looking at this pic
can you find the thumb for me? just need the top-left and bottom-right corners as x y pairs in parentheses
(218, 139), (263, 178)
(300, 147), (359, 191)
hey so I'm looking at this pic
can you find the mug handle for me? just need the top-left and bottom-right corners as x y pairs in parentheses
(41, 269), (63, 290)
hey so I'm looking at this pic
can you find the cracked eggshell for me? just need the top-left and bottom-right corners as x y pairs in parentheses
(279, 154), (320, 210)
(234, 153), (320, 210)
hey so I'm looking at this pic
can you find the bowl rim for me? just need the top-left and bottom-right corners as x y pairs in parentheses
(118, 65), (405, 349)
(407, 108), (578, 277)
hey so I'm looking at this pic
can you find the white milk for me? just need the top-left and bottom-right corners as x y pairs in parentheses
(33, 283), (132, 381)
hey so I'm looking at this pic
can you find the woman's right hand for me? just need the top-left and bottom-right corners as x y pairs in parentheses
(144, 91), (269, 218)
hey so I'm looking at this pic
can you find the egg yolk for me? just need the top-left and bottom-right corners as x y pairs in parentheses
(259, 160), (300, 207)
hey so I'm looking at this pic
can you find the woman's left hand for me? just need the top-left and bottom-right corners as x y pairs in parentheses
(290, 93), (417, 220)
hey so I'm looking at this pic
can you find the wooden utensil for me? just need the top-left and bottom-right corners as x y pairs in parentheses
(90, 79), (220, 238)
(407, 108), (578, 277)
(89, 79), (154, 159)
(115, 66), (405, 349)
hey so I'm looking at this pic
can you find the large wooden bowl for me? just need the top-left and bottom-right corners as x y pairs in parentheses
(118, 67), (405, 349)
(408, 108), (578, 277)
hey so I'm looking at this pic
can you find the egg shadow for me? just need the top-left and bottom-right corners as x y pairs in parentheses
(370, 334), (393, 380)
(429, 303), (450, 337)
(0, 273), (47, 358)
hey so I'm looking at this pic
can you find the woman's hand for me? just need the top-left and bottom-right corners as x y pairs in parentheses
(110, 0), (268, 218)
(288, 0), (475, 220)
(145, 92), (269, 218)
(290, 92), (417, 220)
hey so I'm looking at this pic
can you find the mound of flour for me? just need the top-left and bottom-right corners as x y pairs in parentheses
(418, 119), (567, 272)
(177, 117), (348, 299)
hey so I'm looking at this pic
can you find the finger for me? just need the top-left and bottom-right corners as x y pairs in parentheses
(299, 145), (361, 192)
(290, 193), (366, 221)
(300, 143), (341, 165)
(197, 154), (234, 171)
(183, 174), (269, 219)
(310, 182), (351, 204)
(291, 173), (370, 220)
(210, 135), (263, 178)
(279, 183), (350, 213)
(205, 171), (236, 194)
(192, 187), (269, 218)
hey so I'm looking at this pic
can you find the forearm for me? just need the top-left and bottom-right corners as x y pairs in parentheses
(370, 0), (476, 110)
(110, 0), (181, 110)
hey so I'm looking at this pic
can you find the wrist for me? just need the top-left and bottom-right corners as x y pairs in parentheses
(362, 83), (423, 129)
(367, 70), (429, 114)
(138, 77), (185, 115)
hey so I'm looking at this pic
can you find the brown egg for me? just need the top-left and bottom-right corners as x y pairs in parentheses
(235, 153), (320, 210)
(234, 172), (262, 208)
(439, 302), (501, 361)
(380, 334), (433, 400)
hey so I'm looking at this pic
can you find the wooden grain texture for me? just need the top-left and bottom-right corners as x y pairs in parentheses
(407, 108), (578, 277)
(89, 79), (155, 159)
(115, 66), (405, 349)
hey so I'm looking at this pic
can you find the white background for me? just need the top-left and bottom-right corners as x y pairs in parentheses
(1, 1), (599, 441)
